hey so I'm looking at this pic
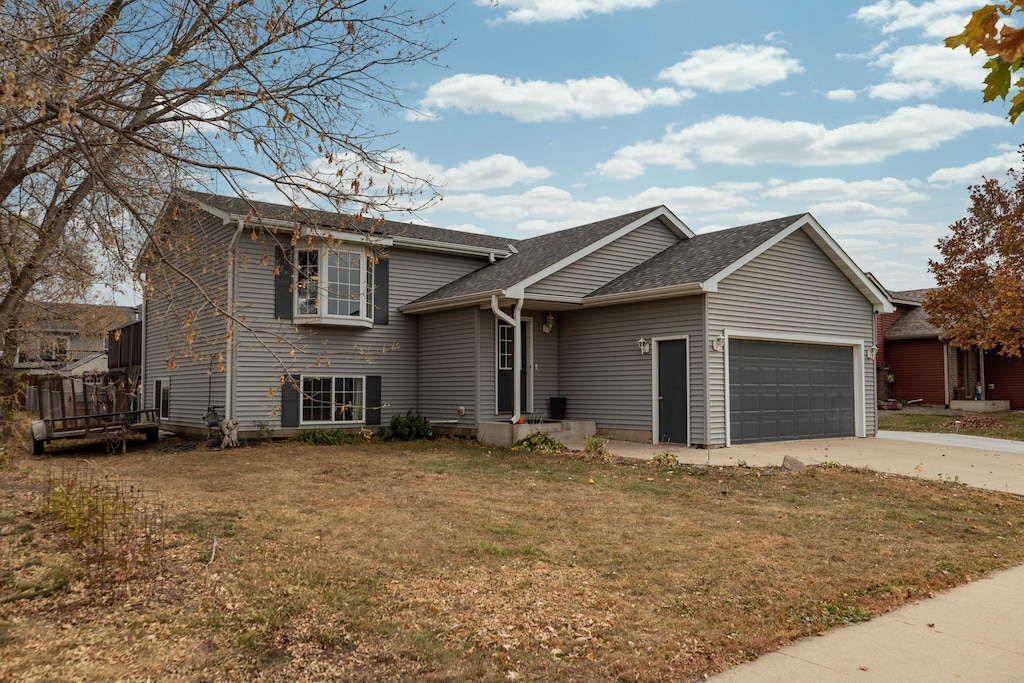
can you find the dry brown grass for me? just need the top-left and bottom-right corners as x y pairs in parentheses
(3, 437), (1024, 681)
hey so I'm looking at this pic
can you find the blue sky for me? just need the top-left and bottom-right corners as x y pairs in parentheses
(247, 0), (1019, 293)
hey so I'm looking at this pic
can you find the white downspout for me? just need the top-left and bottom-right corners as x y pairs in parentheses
(225, 218), (245, 419)
(490, 294), (523, 424)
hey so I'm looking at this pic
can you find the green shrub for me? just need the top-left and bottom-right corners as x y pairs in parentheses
(290, 429), (354, 446)
(512, 432), (564, 453)
(379, 410), (433, 442)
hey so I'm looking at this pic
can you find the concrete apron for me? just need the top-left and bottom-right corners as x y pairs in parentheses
(602, 434), (1024, 497)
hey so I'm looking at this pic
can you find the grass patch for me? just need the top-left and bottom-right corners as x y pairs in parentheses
(2, 440), (1024, 681)
(879, 410), (1024, 441)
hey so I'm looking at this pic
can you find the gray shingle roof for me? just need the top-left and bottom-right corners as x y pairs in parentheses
(182, 190), (517, 252)
(889, 288), (932, 304)
(405, 207), (661, 306)
(884, 305), (941, 339)
(588, 215), (803, 298)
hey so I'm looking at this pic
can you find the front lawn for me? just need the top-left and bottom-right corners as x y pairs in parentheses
(3, 438), (1024, 681)
(879, 410), (1024, 441)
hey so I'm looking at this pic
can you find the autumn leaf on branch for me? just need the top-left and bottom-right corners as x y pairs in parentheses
(947, 2), (1024, 121)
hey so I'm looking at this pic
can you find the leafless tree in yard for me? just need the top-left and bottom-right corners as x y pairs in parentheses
(0, 0), (447, 419)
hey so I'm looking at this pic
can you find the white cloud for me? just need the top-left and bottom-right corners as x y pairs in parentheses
(479, 0), (660, 23)
(827, 88), (858, 102)
(764, 177), (928, 203)
(430, 184), (749, 233)
(310, 151), (551, 194)
(595, 105), (1005, 178)
(807, 200), (910, 217)
(854, 0), (976, 38)
(658, 44), (804, 92)
(928, 149), (1020, 184)
(868, 81), (937, 100)
(868, 43), (987, 100)
(419, 74), (691, 122)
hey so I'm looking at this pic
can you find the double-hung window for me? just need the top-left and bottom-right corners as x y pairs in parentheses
(301, 376), (364, 424)
(295, 247), (374, 325)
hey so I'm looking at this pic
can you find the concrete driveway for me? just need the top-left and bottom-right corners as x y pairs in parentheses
(604, 431), (1024, 496)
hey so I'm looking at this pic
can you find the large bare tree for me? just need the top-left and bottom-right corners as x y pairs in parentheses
(0, 0), (445, 411)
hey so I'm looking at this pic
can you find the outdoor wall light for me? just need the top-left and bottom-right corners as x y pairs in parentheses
(711, 335), (726, 352)
(637, 337), (651, 355)
(542, 311), (555, 334)
(866, 345), (878, 360)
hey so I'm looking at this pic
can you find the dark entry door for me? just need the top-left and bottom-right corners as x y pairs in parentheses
(497, 321), (528, 413)
(658, 339), (687, 443)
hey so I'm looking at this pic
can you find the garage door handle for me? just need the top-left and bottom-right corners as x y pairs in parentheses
(658, 396), (663, 400)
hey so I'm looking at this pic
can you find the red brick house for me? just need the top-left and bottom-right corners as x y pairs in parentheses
(874, 284), (1024, 409)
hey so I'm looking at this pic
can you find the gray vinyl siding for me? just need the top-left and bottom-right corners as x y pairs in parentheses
(417, 308), (478, 428)
(526, 220), (679, 299)
(706, 228), (877, 445)
(142, 213), (233, 431)
(230, 239), (486, 429)
(558, 296), (705, 443)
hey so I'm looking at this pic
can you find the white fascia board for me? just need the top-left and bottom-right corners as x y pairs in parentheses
(297, 224), (393, 247)
(400, 291), (500, 315)
(703, 214), (895, 314)
(391, 235), (511, 259)
(581, 282), (706, 308)
(514, 207), (691, 292)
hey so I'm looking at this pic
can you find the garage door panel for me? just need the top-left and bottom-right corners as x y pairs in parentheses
(730, 339), (856, 444)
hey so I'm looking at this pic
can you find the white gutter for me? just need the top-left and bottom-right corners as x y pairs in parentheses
(225, 218), (245, 419)
(491, 294), (523, 424)
(391, 235), (511, 259)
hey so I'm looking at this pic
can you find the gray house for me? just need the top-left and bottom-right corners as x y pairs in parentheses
(142, 191), (892, 447)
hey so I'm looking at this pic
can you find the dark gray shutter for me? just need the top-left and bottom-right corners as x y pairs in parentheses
(365, 375), (381, 425)
(281, 374), (300, 428)
(274, 247), (293, 320)
(372, 258), (389, 325)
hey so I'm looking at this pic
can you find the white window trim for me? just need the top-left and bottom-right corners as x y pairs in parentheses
(298, 374), (367, 425)
(293, 245), (374, 327)
(721, 328), (866, 447)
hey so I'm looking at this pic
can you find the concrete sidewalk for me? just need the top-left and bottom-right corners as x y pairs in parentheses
(594, 432), (1024, 681)
(711, 563), (1024, 682)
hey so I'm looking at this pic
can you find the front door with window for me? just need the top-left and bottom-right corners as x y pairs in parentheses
(497, 321), (530, 414)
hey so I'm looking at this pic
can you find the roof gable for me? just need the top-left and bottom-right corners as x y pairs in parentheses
(403, 207), (691, 311)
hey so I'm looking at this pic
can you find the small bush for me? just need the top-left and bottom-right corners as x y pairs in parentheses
(650, 452), (679, 469)
(379, 410), (433, 442)
(512, 432), (564, 453)
(253, 420), (275, 442)
(290, 429), (354, 446)
(581, 437), (614, 463)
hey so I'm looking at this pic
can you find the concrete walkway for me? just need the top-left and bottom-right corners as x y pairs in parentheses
(593, 431), (1024, 681)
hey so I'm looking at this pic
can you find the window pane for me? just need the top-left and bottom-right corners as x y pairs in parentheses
(297, 250), (319, 315)
(302, 377), (332, 422)
(326, 251), (363, 317)
(334, 377), (364, 422)
(498, 323), (513, 370)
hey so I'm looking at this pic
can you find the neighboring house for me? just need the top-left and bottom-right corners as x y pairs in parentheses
(141, 191), (892, 447)
(875, 286), (1024, 409)
(14, 302), (138, 376)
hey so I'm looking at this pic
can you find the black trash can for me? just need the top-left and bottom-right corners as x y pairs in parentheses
(550, 397), (567, 420)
